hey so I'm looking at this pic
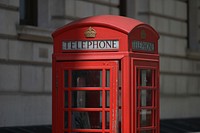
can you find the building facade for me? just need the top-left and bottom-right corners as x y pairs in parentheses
(0, 0), (200, 127)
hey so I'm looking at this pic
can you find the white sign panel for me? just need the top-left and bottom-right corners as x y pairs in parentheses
(62, 40), (119, 50)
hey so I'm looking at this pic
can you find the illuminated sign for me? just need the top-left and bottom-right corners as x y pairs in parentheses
(132, 40), (155, 52)
(62, 40), (119, 50)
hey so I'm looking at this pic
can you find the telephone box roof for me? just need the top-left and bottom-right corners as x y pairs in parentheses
(52, 15), (158, 37)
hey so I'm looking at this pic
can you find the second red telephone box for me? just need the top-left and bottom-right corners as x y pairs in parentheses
(52, 15), (160, 133)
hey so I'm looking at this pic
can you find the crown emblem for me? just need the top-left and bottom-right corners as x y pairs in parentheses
(141, 30), (146, 39)
(84, 27), (96, 38)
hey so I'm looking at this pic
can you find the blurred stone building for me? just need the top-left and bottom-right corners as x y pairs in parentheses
(0, 0), (200, 128)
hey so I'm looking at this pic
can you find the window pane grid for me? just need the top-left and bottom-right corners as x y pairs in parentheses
(136, 68), (158, 132)
(64, 68), (112, 132)
(137, 89), (156, 108)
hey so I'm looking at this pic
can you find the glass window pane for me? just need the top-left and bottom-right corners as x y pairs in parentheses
(105, 112), (110, 129)
(64, 111), (68, 129)
(118, 108), (122, 133)
(65, 91), (68, 108)
(19, 0), (37, 26)
(106, 91), (110, 108)
(64, 70), (68, 88)
(137, 90), (139, 107)
(137, 69), (139, 86)
(72, 91), (102, 108)
(141, 90), (152, 107)
(72, 111), (102, 129)
(72, 70), (102, 87)
(140, 69), (152, 86)
(140, 109), (152, 127)
(106, 70), (110, 87)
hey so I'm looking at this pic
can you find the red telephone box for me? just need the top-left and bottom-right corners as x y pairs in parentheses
(52, 15), (160, 133)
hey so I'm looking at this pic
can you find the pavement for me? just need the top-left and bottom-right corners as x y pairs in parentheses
(0, 118), (200, 133)
(161, 118), (200, 133)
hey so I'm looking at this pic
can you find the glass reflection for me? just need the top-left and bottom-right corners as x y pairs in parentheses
(72, 70), (102, 87)
(105, 112), (110, 129)
(141, 90), (152, 107)
(72, 111), (102, 129)
(72, 91), (102, 108)
(106, 91), (110, 108)
(140, 109), (152, 127)
(140, 69), (152, 86)
(106, 70), (110, 87)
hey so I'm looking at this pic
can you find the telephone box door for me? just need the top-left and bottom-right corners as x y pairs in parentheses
(56, 61), (118, 133)
(132, 61), (159, 133)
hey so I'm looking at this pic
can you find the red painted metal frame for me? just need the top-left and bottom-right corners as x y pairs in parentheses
(121, 56), (131, 133)
(52, 15), (160, 133)
(131, 59), (160, 133)
(56, 61), (118, 133)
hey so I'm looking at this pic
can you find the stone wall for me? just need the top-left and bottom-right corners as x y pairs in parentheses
(49, 0), (120, 28)
(137, 0), (200, 119)
(0, 0), (200, 127)
(0, 0), (121, 127)
(0, 0), (52, 126)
